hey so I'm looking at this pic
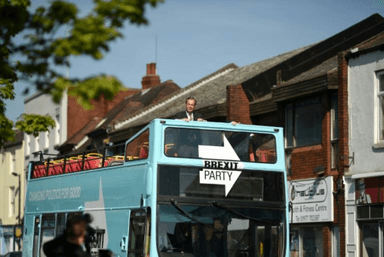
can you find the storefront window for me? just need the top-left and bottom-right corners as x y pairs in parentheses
(290, 230), (299, 257)
(361, 224), (378, 257)
(289, 227), (323, 257)
(302, 227), (322, 257)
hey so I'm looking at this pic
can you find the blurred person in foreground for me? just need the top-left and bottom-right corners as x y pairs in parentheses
(43, 215), (91, 257)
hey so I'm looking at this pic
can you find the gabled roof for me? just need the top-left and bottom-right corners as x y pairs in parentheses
(281, 55), (338, 86)
(111, 45), (312, 133)
(346, 31), (384, 59)
(112, 63), (238, 131)
(89, 80), (180, 134)
(57, 117), (104, 152)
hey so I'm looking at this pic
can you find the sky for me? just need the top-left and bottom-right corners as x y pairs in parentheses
(5, 0), (384, 122)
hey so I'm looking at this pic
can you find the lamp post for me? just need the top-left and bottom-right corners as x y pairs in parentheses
(11, 172), (21, 225)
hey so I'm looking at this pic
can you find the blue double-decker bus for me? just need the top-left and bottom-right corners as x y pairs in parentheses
(22, 119), (289, 257)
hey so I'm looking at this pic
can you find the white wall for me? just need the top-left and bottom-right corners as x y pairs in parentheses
(346, 50), (384, 257)
(23, 91), (67, 162)
(348, 50), (384, 175)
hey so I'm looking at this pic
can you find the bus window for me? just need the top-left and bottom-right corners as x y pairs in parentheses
(128, 208), (151, 257)
(56, 213), (66, 237)
(164, 128), (277, 163)
(40, 214), (55, 257)
(249, 133), (276, 163)
(158, 166), (287, 202)
(33, 217), (40, 257)
(126, 130), (150, 161)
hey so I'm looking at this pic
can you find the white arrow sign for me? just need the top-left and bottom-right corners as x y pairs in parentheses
(199, 169), (242, 196)
(198, 135), (240, 160)
(198, 135), (243, 196)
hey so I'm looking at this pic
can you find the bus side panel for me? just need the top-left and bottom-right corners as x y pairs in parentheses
(84, 209), (130, 256)
(26, 164), (148, 213)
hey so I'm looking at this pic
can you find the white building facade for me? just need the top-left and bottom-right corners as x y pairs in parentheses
(345, 46), (384, 257)
(23, 90), (68, 163)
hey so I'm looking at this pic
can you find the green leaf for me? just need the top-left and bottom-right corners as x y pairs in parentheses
(16, 114), (55, 137)
(67, 75), (125, 110)
(0, 114), (15, 148)
(0, 0), (164, 146)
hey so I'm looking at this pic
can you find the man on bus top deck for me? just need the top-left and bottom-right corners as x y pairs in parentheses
(175, 97), (205, 122)
(43, 215), (91, 257)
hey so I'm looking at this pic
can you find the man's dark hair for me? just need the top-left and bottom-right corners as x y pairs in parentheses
(66, 215), (87, 240)
(185, 96), (197, 104)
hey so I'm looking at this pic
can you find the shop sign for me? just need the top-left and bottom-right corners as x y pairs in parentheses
(289, 177), (333, 223)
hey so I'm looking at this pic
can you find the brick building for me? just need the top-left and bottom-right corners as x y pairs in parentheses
(89, 14), (384, 257)
(58, 63), (181, 154)
(24, 76), (139, 163)
(27, 13), (384, 257)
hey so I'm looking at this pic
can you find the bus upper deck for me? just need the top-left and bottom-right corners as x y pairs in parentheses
(30, 119), (284, 179)
(24, 119), (288, 257)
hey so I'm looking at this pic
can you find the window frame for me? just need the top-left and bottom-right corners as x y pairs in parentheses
(377, 71), (384, 143)
(9, 186), (15, 217)
(44, 131), (50, 149)
(285, 96), (323, 149)
(125, 129), (149, 162)
(331, 93), (339, 169)
(26, 134), (30, 155)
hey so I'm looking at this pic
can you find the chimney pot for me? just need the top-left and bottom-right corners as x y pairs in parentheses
(142, 63), (160, 90)
(147, 63), (156, 75)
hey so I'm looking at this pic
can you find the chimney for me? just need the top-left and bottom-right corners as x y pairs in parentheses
(141, 63), (161, 90)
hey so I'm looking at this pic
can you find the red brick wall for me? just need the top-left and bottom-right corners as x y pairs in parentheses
(337, 51), (348, 257)
(226, 84), (252, 125)
(67, 89), (138, 139)
(323, 226), (331, 257)
(141, 63), (161, 90)
(286, 90), (344, 256)
(142, 76), (161, 90)
(289, 145), (324, 180)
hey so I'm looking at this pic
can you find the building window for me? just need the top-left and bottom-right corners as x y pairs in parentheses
(45, 131), (49, 149)
(9, 186), (15, 217)
(55, 114), (60, 145)
(377, 72), (384, 142)
(26, 134), (30, 155)
(331, 93), (339, 169)
(361, 223), (378, 257)
(285, 97), (323, 148)
(35, 134), (40, 152)
(285, 104), (294, 148)
(9, 152), (15, 174)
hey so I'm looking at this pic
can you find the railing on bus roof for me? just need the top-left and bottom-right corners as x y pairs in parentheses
(30, 142), (129, 179)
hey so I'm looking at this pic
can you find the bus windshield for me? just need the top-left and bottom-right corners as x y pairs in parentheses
(164, 128), (277, 163)
(157, 203), (286, 257)
(158, 166), (284, 202)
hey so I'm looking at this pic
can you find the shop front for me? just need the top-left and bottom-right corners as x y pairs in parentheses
(288, 177), (336, 257)
(0, 225), (19, 254)
(353, 176), (384, 257)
